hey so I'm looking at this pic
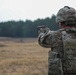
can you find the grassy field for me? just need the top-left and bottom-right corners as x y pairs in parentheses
(0, 38), (49, 75)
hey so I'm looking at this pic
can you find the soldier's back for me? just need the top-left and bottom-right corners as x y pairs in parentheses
(61, 28), (76, 75)
(48, 28), (76, 75)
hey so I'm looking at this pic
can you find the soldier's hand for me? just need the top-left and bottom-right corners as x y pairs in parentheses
(38, 27), (50, 34)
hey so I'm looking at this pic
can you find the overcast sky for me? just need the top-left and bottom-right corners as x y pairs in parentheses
(0, 0), (76, 22)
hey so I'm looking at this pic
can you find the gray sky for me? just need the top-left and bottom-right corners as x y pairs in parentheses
(0, 0), (76, 22)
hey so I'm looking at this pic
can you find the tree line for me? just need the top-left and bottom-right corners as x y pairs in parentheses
(0, 15), (59, 38)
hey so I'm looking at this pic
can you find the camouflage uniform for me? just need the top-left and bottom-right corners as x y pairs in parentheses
(38, 6), (76, 75)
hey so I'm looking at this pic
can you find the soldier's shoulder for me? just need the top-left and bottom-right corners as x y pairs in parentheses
(56, 28), (65, 32)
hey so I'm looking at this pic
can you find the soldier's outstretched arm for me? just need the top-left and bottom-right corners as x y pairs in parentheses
(37, 26), (54, 48)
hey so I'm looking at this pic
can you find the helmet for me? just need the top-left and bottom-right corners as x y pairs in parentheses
(56, 6), (76, 23)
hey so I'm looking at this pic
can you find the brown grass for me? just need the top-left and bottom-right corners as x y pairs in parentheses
(0, 38), (49, 75)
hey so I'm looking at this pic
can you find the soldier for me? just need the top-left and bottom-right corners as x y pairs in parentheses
(38, 6), (76, 75)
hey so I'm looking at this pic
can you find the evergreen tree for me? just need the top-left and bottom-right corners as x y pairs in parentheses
(0, 15), (59, 37)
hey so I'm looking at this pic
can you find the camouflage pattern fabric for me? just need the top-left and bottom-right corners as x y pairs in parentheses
(38, 29), (64, 75)
(38, 27), (76, 75)
(61, 29), (76, 75)
(56, 6), (76, 23)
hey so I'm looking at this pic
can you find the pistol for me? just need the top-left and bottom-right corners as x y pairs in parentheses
(37, 25), (46, 30)
(37, 25), (49, 33)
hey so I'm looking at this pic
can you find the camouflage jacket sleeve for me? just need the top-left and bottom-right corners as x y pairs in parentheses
(38, 30), (55, 48)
